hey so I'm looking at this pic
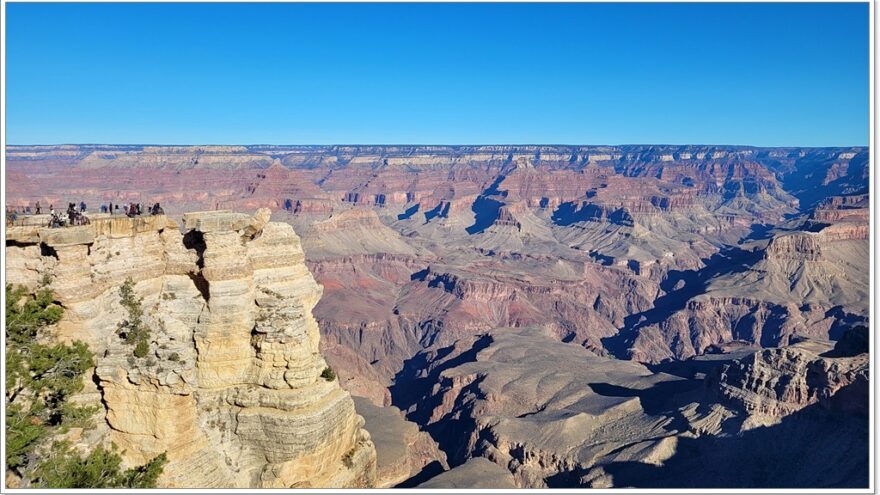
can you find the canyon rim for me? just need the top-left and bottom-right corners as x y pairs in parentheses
(3, 144), (871, 489)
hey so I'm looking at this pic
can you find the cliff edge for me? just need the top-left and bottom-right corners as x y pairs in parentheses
(5, 209), (377, 488)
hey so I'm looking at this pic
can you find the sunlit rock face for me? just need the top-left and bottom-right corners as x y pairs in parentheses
(4, 209), (377, 489)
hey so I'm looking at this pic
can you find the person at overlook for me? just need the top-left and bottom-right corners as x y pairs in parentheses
(35, 201), (41, 214)
(6, 207), (18, 226)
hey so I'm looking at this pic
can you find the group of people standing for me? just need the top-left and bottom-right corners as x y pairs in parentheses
(5, 199), (166, 228)
(61, 203), (90, 227)
(100, 202), (164, 217)
(6, 200), (48, 216)
(41, 202), (89, 228)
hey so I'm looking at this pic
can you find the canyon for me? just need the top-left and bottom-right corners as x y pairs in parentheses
(4, 144), (870, 488)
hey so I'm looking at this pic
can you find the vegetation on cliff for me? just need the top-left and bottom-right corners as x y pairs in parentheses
(5, 283), (166, 488)
(116, 278), (152, 358)
(34, 442), (167, 489)
(321, 366), (337, 381)
(5, 284), (93, 470)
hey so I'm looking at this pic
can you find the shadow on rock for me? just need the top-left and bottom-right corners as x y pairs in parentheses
(600, 390), (868, 489)
(602, 246), (762, 359)
(390, 334), (493, 425)
(588, 378), (702, 434)
(395, 460), (446, 488)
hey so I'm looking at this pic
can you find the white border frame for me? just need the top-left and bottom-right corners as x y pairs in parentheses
(0, 1), (874, 493)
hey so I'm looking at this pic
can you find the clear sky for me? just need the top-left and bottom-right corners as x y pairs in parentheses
(5, 2), (870, 146)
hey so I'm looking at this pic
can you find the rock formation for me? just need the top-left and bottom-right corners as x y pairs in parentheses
(393, 326), (868, 488)
(416, 457), (516, 488)
(4, 144), (869, 488)
(621, 203), (869, 363)
(352, 397), (447, 487)
(711, 336), (869, 427)
(5, 210), (377, 488)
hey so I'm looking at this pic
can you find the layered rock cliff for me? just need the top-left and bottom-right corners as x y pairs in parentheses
(710, 336), (869, 428)
(392, 326), (868, 488)
(4, 210), (377, 488)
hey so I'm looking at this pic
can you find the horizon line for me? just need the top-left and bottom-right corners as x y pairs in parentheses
(5, 143), (870, 149)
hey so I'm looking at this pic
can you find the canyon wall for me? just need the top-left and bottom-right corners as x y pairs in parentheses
(394, 326), (868, 488)
(4, 210), (377, 488)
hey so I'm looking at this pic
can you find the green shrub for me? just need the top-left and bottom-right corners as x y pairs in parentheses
(5, 284), (64, 346)
(34, 442), (167, 488)
(28, 341), (95, 402)
(321, 366), (336, 381)
(134, 341), (149, 358)
(117, 278), (151, 358)
(5, 283), (169, 487)
(4, 284), (96, 476)
(6, 404), (47, 469)
(118, 451), (167, 488)
(168, 352), (180, 362)
(5, 285), (93, 416)
(60, 404), (100, 429)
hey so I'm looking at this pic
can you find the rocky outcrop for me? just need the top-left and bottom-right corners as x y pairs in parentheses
(828, 325), (869, 357)
(628, 296), (867, 364)
(352, 397), (447, 487)
(765, 224), (867, 262)
(393, 326), (868, 488)
(416, 458), (516, 489)
(764, 233), (823, 261)
(623, 207), (869, 363)
(710, 338), (869, 427)
(392, 327), (692, 488)
(4, 209), (377, 488)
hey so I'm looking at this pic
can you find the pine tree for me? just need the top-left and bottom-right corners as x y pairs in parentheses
(5, 283), (166, 487)
(34, 442), (168, 489)
(116, 278), (152, 358)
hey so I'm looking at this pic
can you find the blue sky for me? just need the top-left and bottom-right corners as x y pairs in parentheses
(5, 2), (869, 146)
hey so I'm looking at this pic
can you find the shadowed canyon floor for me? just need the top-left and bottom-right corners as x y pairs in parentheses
(5, 144), (869, 488)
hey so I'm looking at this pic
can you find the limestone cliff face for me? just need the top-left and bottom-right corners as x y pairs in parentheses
(4, 210), (377, 488)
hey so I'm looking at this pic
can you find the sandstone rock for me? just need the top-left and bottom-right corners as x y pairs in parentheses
(4, 210), (377, 488)
(39, 225), (96, 247)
